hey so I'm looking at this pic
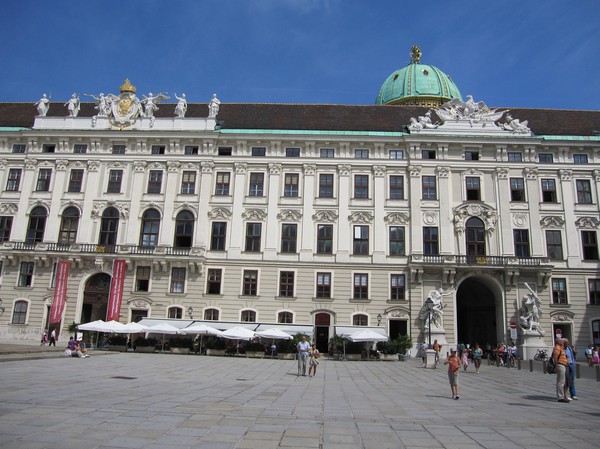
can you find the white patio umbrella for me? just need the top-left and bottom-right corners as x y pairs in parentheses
(255, 328), (292, 357)
(142, 323), (182, 352)
(77, 320), (107, 332)
(221, 326), (257, 355)
(347, 329), (388, 342)
(119, 322), (147, 333)
(179, 323), (223, 354)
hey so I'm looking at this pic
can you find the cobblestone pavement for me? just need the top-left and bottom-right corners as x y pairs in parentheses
(0, 346), (598, 449)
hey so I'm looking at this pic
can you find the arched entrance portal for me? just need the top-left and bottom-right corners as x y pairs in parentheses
(456, 277), (499, 347)
(81, 273), (111, 323)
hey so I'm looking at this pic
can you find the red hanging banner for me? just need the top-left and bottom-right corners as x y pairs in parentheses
(106, 260), (126, 322)
(49, 261), (70, 324)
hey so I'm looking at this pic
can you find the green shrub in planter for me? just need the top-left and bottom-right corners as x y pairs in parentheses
(108, 335), (128, 346)
(244, 342), (266, 352)
(168, 337), (193, 350)
(345, 341), (363, 354)
(135, 337), (157, 347)
(277, 339), (297, 353)
(378, 336), (413, 355)
(205, 337), (226, 350)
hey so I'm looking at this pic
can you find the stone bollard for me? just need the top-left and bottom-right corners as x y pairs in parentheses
(529, 359), (533, 372)
(596, 365), (600, 382)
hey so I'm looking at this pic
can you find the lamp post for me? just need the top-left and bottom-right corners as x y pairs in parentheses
(424, 297), (434, 348)
(187, 306), (193, 319)
(377, 313), (382, 326)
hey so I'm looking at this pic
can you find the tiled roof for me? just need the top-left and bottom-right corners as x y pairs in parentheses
(0, 102), (598, 136)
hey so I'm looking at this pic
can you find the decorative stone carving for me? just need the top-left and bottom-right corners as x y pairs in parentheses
(234, 162), (247, 174)
(0, 203), (17, 215)
(524, 167), (538, 180)
(312, 210), (338, 222)
(422, 211), (437, 225)
(559, 169), (572, 181)
(512, 213), (528, 228)
(201, 161), (215, 173)
(167, 161), (181, 172)
(435, 167), (450, 178)
(550, 310), (574, 322)
(453, 203), (497, 235)
(64, 93), (81, 117)
(384, 212), (410, 225)
(208, 94), (220, 118)
(269, 163), (282, 175)
(25, 159), (38, 170)
(278, 209), (302, 222)
(303, 164), (316, 175)
(55, 160), (69, 171)
(372, 165), (387, 177)
(575, 216), (600, 229)
(348, 211), (373, 224)
(208, 207), (232, 220)
(134, 161), (148, 172)
(496, 167), (509, 179)
(174, 93), (187, 118)
(540, 216), (565, 228)
(338, 165), (351, 176)
(141, 92), (169, 118)
(418, 288), (453, 331)
(87, 161), (101, 172)
(35, 94), (51, 116)
(242, 209), (268, 221)
(519, 283), (544, 335)
(408, 111), (438, 131)
(501, 114), (531, 133)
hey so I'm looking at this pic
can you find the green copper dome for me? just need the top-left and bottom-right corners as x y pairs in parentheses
(375, 46), (462, 106)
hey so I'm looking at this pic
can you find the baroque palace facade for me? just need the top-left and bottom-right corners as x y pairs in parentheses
(0, 49), (599, 357)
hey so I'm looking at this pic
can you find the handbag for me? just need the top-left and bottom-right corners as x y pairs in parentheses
(546, 355), (556, 374)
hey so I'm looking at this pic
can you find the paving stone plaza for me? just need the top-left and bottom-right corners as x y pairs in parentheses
(0, 348), (598, 449)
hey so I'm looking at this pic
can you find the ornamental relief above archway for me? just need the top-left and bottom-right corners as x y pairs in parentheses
(452, 203), (497, 235)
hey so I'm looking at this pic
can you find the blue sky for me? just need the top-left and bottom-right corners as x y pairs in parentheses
(1, 0), (599, 110)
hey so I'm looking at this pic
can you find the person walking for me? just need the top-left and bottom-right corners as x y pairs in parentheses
(593, 345), (600, 366)
(433, 339), (441, 365)
(308, 344), (320, 377)
(461, 346), (470, 371)
(552, 337), (570, 402)
(444, 348), (461, 399)
(296, 335), (310, 376)
(40, 331), (48, 346)
(421, 342), (429, 367)
(472, 343), (483, 374)
(585, 344), (593, 367)
(564, 338), (577, 400)
(49, 328), (57, 347)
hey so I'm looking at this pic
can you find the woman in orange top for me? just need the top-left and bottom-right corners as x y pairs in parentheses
(552, 337), (569, 402)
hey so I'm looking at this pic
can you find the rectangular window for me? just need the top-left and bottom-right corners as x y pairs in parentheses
(151, 145), (165, 155)
(510, 178), (525, 202)
(67, 169), (84, 193)
(135, 266), (151, 292)
(390, 274), (405, 300)
(423, 227), (439, 256)
(573, 154), (588, 164)
(243, 270), (258, 296)
(36, 169), (52, 191)
(354, 175), (369, 199)
(42, 144), (55, 153)
(211, 222), (227, 251)
(206, 268), (222, 294)
(112, 144), (126, 154)
(320, 148), (335, 158)
(218, 147), (232, 156)
(422, 149), (436, 159)
(389, 175), (404, 199)
(355, 149), (369, 159)
(465, 177), (481, 201)
(0, 216), (13, 242)
(319, 174), (334, 198)
(6, 169), (21, 191)
(389, 149), (404, 159)
(541, 179), (557, 203)
(576, 180), (592, 204)
(251, 147), (266, 157)
(284, 173), (299, 197)
(539, 153), (554, 163)
(422, 176), (437, 200)
(316, 272), (331, 298)
(245, 223), (262, 252)
(215, 172), (230, 195)
(147, 170), (163, 194)
(74, 144), (87, 154)
(12, 144), (26, 153)
(551, 278), (568, 304)
(353, 225), (369, 255)
(508, 152), (523, 162)
(286, 147), (300, 158)
(170, 267), (186, 293)
(389, 226), (405, 256)
(107, 170), (123, 193)
(180, 171), (196, 194)
(279, 271), (295, 297)
(281, 224), (297, 253)
(353, 273), (368, 299)
(184, 145), (198, 155)
(546, 230), (563, 260)
(18, 262), (34, 287)
(317, 224), (333, 254)
(168, 307), (182, 319)
(582, 230), (599, 260)
(514, 229), (531, 258)
(249, 173), (264, 196)
(465, 150), (479, 161)
(589, 279), (600, 305)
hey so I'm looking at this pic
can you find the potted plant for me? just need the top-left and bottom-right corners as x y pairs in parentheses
(205, 337), (226, 356)
(108, 335), (128, 352)
(277, 339), (297, 359)
(345, 341), (363, 361)
(396, 335), (413, 361)
(244, 341), (266, 358)
(169, 337), (193, 355)
(134, 337), (157, 353)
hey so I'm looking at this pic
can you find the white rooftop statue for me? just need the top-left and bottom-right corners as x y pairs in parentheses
(64, 93), (80, 117)
(141, 92), (169, 118)
(35, 94), (50, 116)
(174, 93), (187, 118)
(208, 93), (220, 118)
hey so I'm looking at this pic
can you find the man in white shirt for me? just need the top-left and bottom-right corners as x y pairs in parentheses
(297, 336), (311, 376)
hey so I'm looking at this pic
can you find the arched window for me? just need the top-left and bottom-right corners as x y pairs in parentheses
(140, 209), (161, 247)
(353, 314), (368, 326)
(26, 206), (47, 243)
(12, 300), (28, 324)
(278, 311), (293, 324)
(99, 207), (119, 248)
(466, 217), (486, 257)
(174, 210), (194, 248)
(167, 306), (183, 319)
(204, 308), (219, 321)
(241, 310), (256, 322)
(59, 207), (80, 244)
